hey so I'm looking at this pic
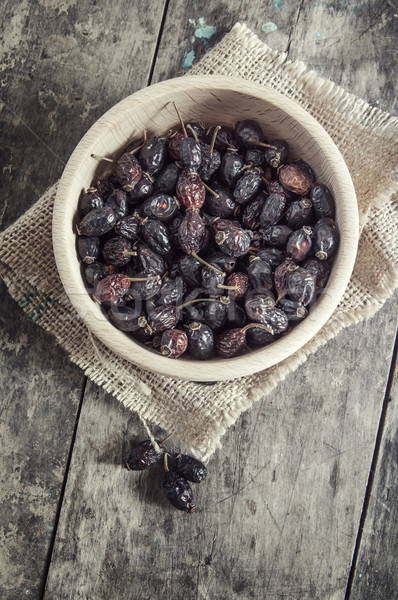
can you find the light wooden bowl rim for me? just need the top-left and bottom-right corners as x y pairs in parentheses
(53, 75), (358, 381)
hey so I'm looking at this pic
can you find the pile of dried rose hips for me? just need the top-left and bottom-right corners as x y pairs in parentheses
(76, 112), (339, 359)
(125, 436), (206, 513)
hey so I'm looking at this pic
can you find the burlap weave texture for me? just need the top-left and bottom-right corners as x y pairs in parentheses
(1, 23), (397, 459)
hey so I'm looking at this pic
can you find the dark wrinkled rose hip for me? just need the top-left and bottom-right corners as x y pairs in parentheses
(147, 305), (179, 334)
(93, 273), (130, 304)
(176, 170), (205, 210)
(178, 210), (206, 255)
(115, 151), (142, 191)
(160, 329), (188, 358)
(77, 236), (100, 264)
(313, 217), (339, 260)
(286, 226), (313, 262)
(125, 439), (163, 470)
(287, 268), (316, 306)
(175, 454), (207, 482)
(186, 322), (214, 359)
(162, 471), (196, 513)
(76, 206), (116, 236)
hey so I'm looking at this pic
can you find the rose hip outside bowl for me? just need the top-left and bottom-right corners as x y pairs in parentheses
(52, 75), (358, 382)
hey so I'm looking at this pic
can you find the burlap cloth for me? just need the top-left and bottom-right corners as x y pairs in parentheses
(1, 23), (397, 460)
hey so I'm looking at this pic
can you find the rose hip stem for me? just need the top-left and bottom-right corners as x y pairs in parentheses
(217, 284), (238, 290)
(172, 102), (187, 138)
(202, 182), (219, 198)
(164, 452), (170, 472)
(177, 297), (220, 310)
(91, 154), (116, 163)
(209, 125), (221, 154)
(241, 323), (274, 335)
(255, 141), (278, 150)
(190, 251), (226, 277)
(127, 275), (161, 282)
(186, 124), (200, 143)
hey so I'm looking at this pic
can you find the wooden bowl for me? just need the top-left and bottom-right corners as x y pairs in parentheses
(53, 75), (358, 381)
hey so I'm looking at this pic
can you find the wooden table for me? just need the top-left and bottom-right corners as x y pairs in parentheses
(1, 2), (397, 599)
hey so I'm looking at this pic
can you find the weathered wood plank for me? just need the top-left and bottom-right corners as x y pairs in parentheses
(349, 346), (398, 600)
(42, 295), (397, 600)
(0, 281), (83, 600)
(0, 1), (166, 598)
(2, 0), (397, 598)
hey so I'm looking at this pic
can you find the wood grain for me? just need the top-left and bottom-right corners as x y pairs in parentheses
(0, 1), (166, 598)
(1, 0), (397, 598)
(42, 295), (397, 600)
(350, 347), (398, 600)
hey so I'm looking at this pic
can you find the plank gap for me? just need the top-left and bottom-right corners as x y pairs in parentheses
(146, 0), (171, 86)
(38, 375), (88, 600)
(345, 328), (398, 599)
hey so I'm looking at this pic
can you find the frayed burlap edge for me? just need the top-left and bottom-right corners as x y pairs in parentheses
(1, 23), (397, 460)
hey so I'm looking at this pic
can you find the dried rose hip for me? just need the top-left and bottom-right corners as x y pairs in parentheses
(142, 194), (179, 222)
(142, 219), (171, 256)
(286, 267), (316, 306)
(105, 188), (128, 220)
(162, 470), (196, 513)
(279, 160), (315, 195)
(225, 272), (250, 300)
(77, 236), (100, 264)
(242, 192), (267, 229)
(147, 305), (179, 334)
(175, 454), (207, 482)
(310, 183), (335, 219)
(108, 305), (147, 332)
(219, 151), (244, 187)
(79, 188), (103, 215)
(233, 168), (262, 205)
(160, 329), (188, 358)
(263, 139), (289, 168)
(135, 244), (165, 276)
(284, 198), (313, 229)
(262, 224), (292, 248)
(186, 321), (214, 359)
(204, 186), (237, 217)
(84, 262), (107, 286)
(176, 170), (205, 210)
(203, 299), (228, 330)
(213, 220), (250, 257)
(179, 136), (202, 172)
(128, 174), (154, 202)
(76, 206), (116, 236)
(114, 214), (142, 240)
(247, 257), (273, 291)
(115, 150), (142, 191)
(93, 273), (130, 304)
(128, 271), (162, 300)
(125, 439), (163, 470)
(260, 192), (287, 229)
(278, 298), (308, 322)
(286, 226), (313, 262)
(178, 210), (206, 255)
(313, 217), (339, 260)
(245, 297), (289, 334)
(235, 120), (264, 148)
(154, 162), (181, 194)
(302, 257), (330, 289)
(102, 236), (133, 266)
(274, 258), (299, 300)
(139, 135), (166, 175)
(155, 276), (185, 307)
